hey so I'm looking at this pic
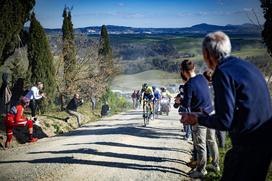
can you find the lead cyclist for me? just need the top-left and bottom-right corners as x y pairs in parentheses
(141, 83), (154, 119)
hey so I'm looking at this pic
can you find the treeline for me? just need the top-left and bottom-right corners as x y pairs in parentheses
(0, 1), (116, 112)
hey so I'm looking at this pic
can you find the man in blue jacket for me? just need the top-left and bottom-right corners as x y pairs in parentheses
(181, 31), (272, 181)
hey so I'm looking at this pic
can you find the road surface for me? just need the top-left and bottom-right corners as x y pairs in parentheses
(0, 108), (193, 181)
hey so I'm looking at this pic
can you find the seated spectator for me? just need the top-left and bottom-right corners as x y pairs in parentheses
(65, 94), (84, 127)
(101, 101), (110, 117)
(3, 97), (38, 148)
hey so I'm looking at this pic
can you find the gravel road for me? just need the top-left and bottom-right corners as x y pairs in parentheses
(0, 108), (193, 181)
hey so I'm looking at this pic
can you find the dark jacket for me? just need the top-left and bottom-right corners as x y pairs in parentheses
(182, 74), (213, 113)
(198, 56), (272, 146)
(66, 97), (83, 111)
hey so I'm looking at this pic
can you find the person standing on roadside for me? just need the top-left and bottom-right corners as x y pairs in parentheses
(131, 90), (137, 109)
(0, 73), (12, 114)
(25, 82), (45, 125)
(203, 70), (226, 149)
(181, 31), (272, 181)
(180, 59), (214, 178)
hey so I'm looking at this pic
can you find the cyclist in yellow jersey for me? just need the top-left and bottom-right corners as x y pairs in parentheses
(141, 83), (154, 118)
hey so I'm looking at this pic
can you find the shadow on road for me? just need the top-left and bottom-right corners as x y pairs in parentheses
(60, 126), (182, 140)
(64, 141), (191, 155)
(0, 156), (187, 176)
(28, 148), (187, 165)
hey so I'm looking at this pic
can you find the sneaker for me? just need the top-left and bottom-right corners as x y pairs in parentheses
(28, 138), (38, 143)
(4, 141), (11, 149)
(34, 120), (40, 126)
(187, 160), (197, 168)
(189, 170), (207, 178)
(64, 117), (70, 122)
(206, 164), (220, 172)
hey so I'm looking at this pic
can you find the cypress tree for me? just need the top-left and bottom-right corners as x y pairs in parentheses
(261, 0), (272, 56)
(98, 25), (112, 57)
(0, 0), (35, 64)
(98, 25), (113, 67)
(62, 7), (76, 85)
(27, 13), (56, 100)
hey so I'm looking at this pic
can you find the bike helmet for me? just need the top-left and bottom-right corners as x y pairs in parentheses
(142, 83), (148, 90)
(152, 85), (156, 91)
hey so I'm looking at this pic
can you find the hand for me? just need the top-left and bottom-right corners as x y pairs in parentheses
(180, 112), (198, 125)
(175, 97), (181, 104)
(81, 99), (84, 103)
(41, 93), (46, 98)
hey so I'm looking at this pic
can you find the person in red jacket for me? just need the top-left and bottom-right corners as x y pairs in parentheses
(3, 97), (38, 148)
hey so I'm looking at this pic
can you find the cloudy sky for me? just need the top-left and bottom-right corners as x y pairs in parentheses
(34, 0), (265, 28)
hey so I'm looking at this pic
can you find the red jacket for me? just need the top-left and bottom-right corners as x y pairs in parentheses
(15, 105), (27, 122)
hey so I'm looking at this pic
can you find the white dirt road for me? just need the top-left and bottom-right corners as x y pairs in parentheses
(0, 108), (193, 181)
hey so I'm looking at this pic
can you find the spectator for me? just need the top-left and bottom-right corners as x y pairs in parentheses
(101, 101), (110, 117)
(0, 73), (12, 114)
(65, 93), (84, 127)
(202, 70), (220, 172)
(131, 90), (137, 109)
(181, 31), (272, 181)
(203, 70), (226, 149)
(180, 59), (214, 178)
(135, 90), (141, 109)
(3, 97), (38, 148)
(25, 82), (45, 125)
(10, 78), (25, 107)
(90, 94), (96, 111)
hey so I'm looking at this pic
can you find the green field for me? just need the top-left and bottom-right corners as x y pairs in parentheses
(111, 70), (180, 92)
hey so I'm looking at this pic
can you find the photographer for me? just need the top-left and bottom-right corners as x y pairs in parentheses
(65, 93), (84, 127)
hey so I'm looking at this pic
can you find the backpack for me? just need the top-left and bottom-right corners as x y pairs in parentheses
(9, 106), (17, 115)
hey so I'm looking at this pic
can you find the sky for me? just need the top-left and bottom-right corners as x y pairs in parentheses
(34, 0), (265, 28)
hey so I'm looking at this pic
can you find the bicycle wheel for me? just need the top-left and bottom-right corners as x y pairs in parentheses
(145, 104), (150, 126)
(143, 104), (147, 127)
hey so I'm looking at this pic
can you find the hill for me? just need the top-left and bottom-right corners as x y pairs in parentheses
(43, 23), (261, 35)
(111, 70), (180, 92)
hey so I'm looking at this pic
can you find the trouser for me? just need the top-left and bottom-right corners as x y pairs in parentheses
(184, 124), (192, 139)
(221, 145), (272, 181)
(206, 128), (219, 167)
(66, 109), (82, 127)
(132, 98), (136, 109)
(192, 124), (207, 173)
(29, 100), (38, 117)
(5, 120), (33, 143)
(216, 130), (226, 148)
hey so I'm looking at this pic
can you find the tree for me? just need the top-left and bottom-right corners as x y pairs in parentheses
(261, 0), (272, 85)
(27, 13), (56, 101)
(98, 25), (114, 82)
(62, 7), (76, 86)
(0, 0), (35, 65)
(98, 25), (112, 57)
(261, 0), (272, 56)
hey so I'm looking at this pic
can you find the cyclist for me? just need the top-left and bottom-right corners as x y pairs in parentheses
(141, 83), (154, 118)
(3, 97), (38, 148)
(152, 85), (161, 115)
(161, 87), (172, 102)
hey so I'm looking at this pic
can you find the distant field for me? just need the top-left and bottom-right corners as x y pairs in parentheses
(111, 70), (180, 92)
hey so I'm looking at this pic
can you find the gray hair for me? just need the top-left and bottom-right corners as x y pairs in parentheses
(202, 31), (232, 61)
